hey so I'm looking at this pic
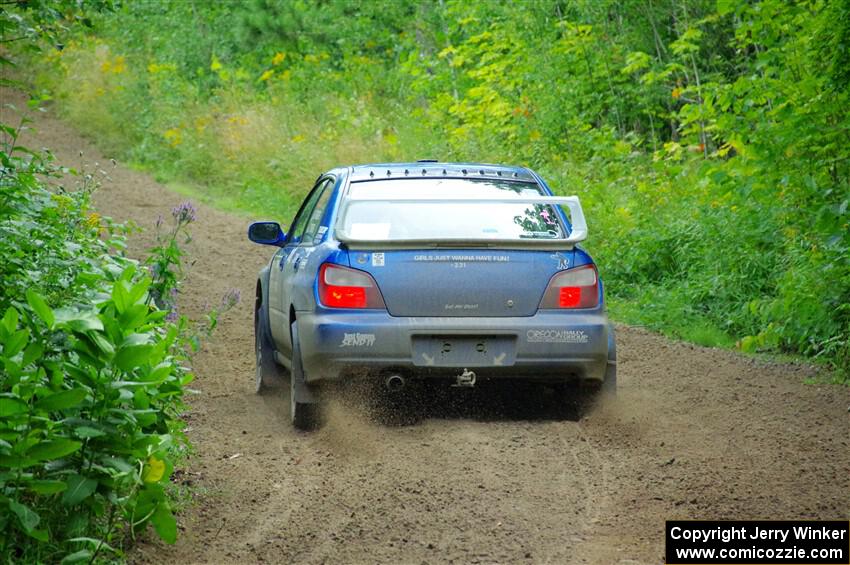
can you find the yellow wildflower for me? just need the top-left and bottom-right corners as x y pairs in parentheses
(259, 69), (275, 82)
(194, 116), (211, 133)
(210, 55), (222, 71)
(85, 212), (101, 229)
(271, 52), (286, 65)
(164, 127), (183, 147)
(111, 55), (126, 74)
(148, 62), (176, 74)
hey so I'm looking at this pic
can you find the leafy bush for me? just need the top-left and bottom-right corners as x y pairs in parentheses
(0, 119), (195, 561)
(0, 3), (246, 560)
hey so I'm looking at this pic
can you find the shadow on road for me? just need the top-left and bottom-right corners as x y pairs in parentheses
(330, 380), (591, 425)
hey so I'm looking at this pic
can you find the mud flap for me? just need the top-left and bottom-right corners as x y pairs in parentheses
(290, 319), (321, 430)
(255, 305), (285, 395)
(291, 366), (319, 404)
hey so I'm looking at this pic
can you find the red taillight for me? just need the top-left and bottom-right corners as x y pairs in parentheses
(318, 263), (385, 309)
(540, 264), (599, 309)
(326, 286), (367, 308)
(559, 287), (582, 308)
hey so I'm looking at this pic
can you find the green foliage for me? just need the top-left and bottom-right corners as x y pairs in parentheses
(0, 122), (178, 561)
(0, 116), (222, 560)
(0, 2), (244, 560)
(0, 0), (113, 86)
(18, 0), (850, 380)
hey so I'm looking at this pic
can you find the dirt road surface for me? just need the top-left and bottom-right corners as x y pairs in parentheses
(5, 93), (849, 564)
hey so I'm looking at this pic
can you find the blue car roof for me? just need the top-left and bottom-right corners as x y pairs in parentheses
(347, 162), (538, 184)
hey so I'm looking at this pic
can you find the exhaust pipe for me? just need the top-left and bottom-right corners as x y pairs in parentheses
(385, 374), (406, 392)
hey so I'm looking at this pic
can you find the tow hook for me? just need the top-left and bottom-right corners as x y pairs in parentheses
(453, 368), (477, 388)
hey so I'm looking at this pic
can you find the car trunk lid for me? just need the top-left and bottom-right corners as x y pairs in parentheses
(348, 248), (574, 317)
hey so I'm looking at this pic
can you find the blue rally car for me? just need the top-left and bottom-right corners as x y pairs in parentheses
(248, 162), (616, 429)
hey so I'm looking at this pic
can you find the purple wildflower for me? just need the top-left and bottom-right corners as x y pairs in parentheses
(165, 308), (179, 322)
(221, 288), (241, 310)
(171, 201), (197, 224)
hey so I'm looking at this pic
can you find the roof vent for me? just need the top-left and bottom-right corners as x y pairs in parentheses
(386, 170), (391, 176)
(421, 169), (427, 175)
(404, 169), (410, 176)
(369, 170), (375, 178)
(462, 169), (468, 175)
(479, 169), (485, 175)
(496, 171), (502, 176)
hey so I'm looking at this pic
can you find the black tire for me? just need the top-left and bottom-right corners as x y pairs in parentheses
(602, 323), (618, 397)
(602, 358), (617, 397)
(255, 305), (281, 395)
(290, 320), (321, 430)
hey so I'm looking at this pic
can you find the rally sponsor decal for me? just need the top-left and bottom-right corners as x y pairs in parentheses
(526, 329), (589, 344)
(340, 333), (376, 348)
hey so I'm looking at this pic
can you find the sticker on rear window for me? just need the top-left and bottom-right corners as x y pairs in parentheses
(372, 252), (385, 267)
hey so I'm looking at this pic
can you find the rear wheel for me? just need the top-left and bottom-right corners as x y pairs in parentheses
(290, 320), (321, 430)
(602, 358), (617, 397)
(255, 305), (281, 395)
(602, 323), (617, 397)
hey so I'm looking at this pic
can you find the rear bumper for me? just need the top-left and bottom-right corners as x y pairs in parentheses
(295, 309), (611, 384)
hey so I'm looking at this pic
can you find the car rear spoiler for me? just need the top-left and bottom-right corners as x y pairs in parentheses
(335, 195), (588, 248)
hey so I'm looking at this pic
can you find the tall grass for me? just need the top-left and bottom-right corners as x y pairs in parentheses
(36, 37), (445, 219)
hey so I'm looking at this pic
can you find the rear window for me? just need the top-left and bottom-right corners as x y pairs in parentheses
(338, 178), (566, 241)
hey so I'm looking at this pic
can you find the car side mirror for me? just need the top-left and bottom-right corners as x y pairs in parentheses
(248, 222), (286, 246)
